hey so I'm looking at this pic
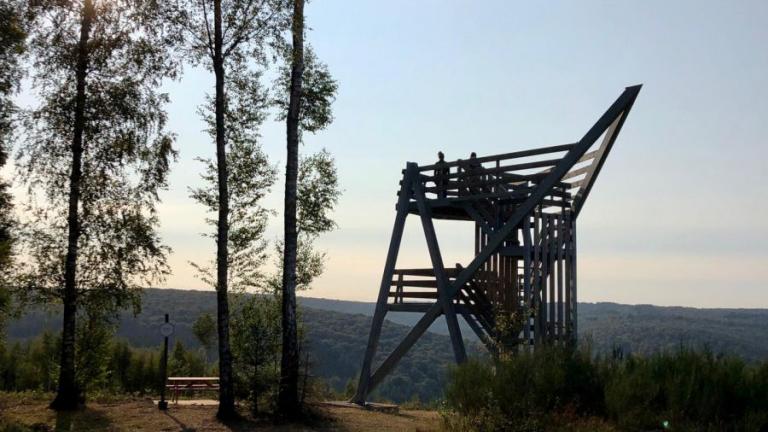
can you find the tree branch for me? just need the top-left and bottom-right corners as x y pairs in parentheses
(200, 0), (215, 59)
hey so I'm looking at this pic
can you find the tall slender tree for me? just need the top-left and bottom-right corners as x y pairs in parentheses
(278, 0), (338, 414)
(18, 0), (177, 410)
(163, 0), (287, 418)
(278, 0), (305, 412)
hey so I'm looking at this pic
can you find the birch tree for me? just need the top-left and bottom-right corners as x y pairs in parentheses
(17, 0), (177, 410)
(164, 0), (288, 418)
(278, 0), (338, 413)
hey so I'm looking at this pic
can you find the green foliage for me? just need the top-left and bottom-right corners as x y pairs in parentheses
(0, 331), (183, 396)
(75, 312), (115, 394)
(231, 294), (282, 414)
(0, 0), (26, 148)
(0, 332), (58, 392)
(268, 150), (341, 292)
(160, 0), (288, 71)
(579, 303), (768, 363)
(443, 346), (602, 432)
(604, 349), (768, 431)
(443, 347), (768, 432)
(297, 150), (340, 235)
(6, 289), (463, 404)
(168, 340), (208, 378)
(0, 0), (27, 341)
(189, 69), (277, 293)
(15, 0), (177, 314)
(303, 305), (468, 404)
(274, 46), (338, 134)
(192, 313), (216, 352)
(9, 290), (768, 415)
(491, 305), (533, 356)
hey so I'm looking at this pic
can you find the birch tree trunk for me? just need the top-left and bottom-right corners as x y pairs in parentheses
(50, 0), (93, 411)
(213, 0), (235, 419)
(278, 0), (304, 417)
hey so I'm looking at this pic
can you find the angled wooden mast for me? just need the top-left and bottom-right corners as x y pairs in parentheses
(352, 85), (642, 405)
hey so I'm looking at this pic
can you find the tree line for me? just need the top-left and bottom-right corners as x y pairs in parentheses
(0, 295), (313, 415)
(0, 0), (336, 419)
(3, 291), (464, 406)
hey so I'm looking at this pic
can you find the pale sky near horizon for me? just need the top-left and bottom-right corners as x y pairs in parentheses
(11, 1), (768, 308)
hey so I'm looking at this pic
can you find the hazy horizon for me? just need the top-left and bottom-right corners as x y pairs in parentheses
(140, 287), (768, 311)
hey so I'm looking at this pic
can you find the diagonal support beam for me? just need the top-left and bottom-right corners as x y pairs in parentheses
(462, 202), (494, 236)
(571, 90), (639, 217)
(352, 164), (416, 404)
(457, 305), (497, 354)
(413, 176), (467, 363)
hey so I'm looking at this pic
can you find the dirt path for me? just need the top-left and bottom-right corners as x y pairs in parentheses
(0, 395), (441, 431)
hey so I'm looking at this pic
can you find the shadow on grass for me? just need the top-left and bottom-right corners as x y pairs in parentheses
(268, 404), (360, 432)
(215, 404), (351, 432)
(162, 412), (197, 432)
(54, 408), (112, 432)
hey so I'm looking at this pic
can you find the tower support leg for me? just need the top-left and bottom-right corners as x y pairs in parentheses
(352, 165), (415, 404)
(413, 184), (466, 363)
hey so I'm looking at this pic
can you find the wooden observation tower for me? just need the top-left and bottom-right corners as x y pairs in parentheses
(352, 85), (642, 404)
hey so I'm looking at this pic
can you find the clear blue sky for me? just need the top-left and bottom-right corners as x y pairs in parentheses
(37, 1), (768, 307)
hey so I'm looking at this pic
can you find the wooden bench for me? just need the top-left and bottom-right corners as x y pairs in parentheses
(166, 377), (219, 403)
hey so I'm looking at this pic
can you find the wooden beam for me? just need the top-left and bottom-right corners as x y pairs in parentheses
(389, 280), (440, 288)
(572, 86), (642, 217)
(557, 209), (565, 337)
(387, 291), (439, 299)
(523, 215), (532, 342)
(572, 220), (579, 341)
(458, 306), (497, 354)
(418, 143), (576, 171)
(352, 164), (415, 404)
(393, 268), (460, 277)
(367, 305), (443, 391)
(414, 178), (467, 363)
(564, 211), (573, 342)
(387, 303), (434, 313)
(463, 203), (494, 237)
(533, 208), (542, 344)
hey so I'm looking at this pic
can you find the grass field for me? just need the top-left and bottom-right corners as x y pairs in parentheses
(0, 393), (440, 432)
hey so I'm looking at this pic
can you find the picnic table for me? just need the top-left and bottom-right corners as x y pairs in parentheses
(166, 377), (219, 403)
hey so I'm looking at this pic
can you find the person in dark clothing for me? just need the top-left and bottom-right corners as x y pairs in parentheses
(434, 151), (449, 198)
(466, 152), (483, 194)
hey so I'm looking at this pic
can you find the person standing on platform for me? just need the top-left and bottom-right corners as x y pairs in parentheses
(434, 151), (449, 198)
(467, 152), (484, 195)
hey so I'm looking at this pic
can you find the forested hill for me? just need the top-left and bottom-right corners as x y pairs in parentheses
(6, 289), (768, 402)
(5, 289), (475, 403)
(302, 296), (768, 362)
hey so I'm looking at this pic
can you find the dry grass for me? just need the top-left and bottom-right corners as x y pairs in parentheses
(0, 393), (441, 432)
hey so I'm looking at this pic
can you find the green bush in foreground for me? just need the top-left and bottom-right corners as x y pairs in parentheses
(604, 350), (768, 431)
(443, 346), (768, 432)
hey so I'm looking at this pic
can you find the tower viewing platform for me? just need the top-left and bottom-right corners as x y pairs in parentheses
(353, 85), (642, 405)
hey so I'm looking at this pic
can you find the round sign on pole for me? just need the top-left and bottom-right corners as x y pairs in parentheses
(160, 322), (174, 337)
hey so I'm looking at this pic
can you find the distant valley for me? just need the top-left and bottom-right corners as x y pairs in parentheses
(6, 288), (768, 402)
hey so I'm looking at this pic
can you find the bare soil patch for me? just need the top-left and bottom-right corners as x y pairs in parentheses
(0, 393), (441, 431)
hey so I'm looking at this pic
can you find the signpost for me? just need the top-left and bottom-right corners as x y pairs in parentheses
(158, 313), (174, 410)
